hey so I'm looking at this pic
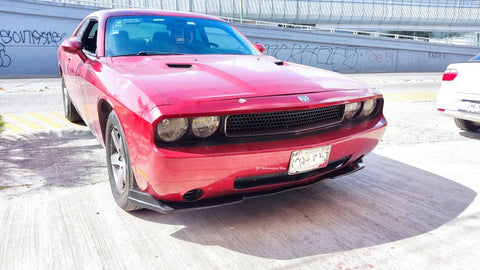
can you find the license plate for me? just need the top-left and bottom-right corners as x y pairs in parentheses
(459, 100), (480, 114)
(288, 145), (331, 175)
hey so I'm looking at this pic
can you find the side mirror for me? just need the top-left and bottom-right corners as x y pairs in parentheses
(61, 39), (83, 53)
(61, 39), (87, 61)
(254, 43), (266, 54)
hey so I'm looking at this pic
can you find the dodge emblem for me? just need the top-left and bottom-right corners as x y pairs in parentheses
(298, 95), (310, 102)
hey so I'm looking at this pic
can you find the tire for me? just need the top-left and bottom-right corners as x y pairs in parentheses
(454, 118), (480, 132)
(61, 77), (82, 122)
(105, 111), (141, 211)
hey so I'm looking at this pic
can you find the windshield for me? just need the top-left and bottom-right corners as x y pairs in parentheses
(469, 53), (480, 62)
(105, 15), (259, 57)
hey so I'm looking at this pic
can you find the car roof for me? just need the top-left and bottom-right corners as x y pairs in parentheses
(88, 9), (225, 22)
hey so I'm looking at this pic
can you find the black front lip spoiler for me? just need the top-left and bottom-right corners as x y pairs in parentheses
(127, 158), (365, 214)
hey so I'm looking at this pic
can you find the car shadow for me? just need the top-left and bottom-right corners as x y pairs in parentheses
(460, 130), (480, 140)
(0, 129), (105, 195)
(1, 130), (475, 260)
(131, 153), (476, 260)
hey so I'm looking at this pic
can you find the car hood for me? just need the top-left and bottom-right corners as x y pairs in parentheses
(108, 55), (369, 105)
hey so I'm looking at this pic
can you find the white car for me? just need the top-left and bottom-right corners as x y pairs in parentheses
(437, 54), (480, 131)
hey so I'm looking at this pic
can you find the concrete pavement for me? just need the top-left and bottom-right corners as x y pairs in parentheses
(2, 72), (480, 269)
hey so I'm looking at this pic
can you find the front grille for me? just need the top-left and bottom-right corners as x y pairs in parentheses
(225, 105), (344, 137)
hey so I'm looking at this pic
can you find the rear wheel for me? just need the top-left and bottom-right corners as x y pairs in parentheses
(454, 118), (480, 131)
(105, 111), (141, 211)
(61, 77), (82, 122)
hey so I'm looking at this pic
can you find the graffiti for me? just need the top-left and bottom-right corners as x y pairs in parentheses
(331, 47), (359, 69)
(365, 50), (394, 63)
(366, 50), (383, 62)
(0, 29), (67, 69)
(428, 52), (446, 59)
(264, 43), (359, 71)
(264, 43), (288, 60)
(0, 29), (67, 46)
(262, 41), (403, 72)
(0, 43), (11, 68)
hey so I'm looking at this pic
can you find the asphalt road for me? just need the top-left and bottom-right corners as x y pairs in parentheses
(1, 73), (480, 269)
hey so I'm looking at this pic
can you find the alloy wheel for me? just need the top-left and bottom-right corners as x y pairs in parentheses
(109, 127), (127, 194)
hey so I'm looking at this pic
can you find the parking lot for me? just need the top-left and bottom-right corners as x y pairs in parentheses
(1, 73), (479, 269)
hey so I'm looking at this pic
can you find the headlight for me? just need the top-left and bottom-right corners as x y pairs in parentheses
(362, 99), (377, 116)
(156, 118), (188, 142)
(192, 116), (220, 138)
(344, 102), (361, 119)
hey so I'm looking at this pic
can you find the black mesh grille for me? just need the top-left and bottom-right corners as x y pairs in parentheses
(225, 105), (344, 137)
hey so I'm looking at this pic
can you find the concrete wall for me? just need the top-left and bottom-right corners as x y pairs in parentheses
(238, 25), (479, 73)
(0, 0), (479, 77)
(0, 0), (95, 77)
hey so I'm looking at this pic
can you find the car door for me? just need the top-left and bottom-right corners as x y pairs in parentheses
(67, 19), (97, 124)
(75, 19), (105, 138)
(62, 20), (91, 107)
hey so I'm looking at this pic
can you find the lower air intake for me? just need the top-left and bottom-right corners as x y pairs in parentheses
(234, 157), (349, 189)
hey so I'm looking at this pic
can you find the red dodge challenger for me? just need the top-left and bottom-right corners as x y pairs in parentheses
(58, 9), (387, 213)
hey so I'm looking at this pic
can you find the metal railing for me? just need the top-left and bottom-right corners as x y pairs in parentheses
(34, 0), (480, 46)
(40, 0), (480, 27)
(226, 17), (479, 46)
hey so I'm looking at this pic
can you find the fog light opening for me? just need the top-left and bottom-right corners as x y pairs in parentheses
(183, 189), (205, 202)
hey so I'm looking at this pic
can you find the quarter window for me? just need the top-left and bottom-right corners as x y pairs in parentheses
(80, 20), (98, 55)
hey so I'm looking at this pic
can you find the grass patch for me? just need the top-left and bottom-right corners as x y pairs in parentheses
(0, 115), (5, 133)
(0, 184), (32, 190)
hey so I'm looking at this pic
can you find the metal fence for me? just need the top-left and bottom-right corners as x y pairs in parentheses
(40, 0), (480, 28)
(30, 0), (480, 46)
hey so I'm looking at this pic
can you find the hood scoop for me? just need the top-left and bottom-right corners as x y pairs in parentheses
(167, 63), (193, 69)
(274, 61), (285, 66)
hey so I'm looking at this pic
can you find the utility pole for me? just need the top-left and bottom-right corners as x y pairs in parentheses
(240, 0), (244, 23)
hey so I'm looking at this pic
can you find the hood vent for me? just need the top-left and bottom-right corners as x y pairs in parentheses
(274, 61), (285, 66)
(167, 64), (192, 69)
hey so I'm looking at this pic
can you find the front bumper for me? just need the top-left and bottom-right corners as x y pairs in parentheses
(131, 114), (386, 209)
(128, 157), (365, 214)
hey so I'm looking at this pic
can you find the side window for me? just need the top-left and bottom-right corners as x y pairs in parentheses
(80, 20), (98, 55)
(469, 53), (480, 62)
(74, 20), (89, 40)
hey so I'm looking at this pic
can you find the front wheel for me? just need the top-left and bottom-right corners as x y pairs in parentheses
(105, 111), (141, 211)
(454, 118), (480, 131)
(61, 77), (82, 122)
